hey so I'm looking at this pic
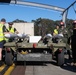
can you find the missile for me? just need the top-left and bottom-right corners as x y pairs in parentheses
(4, 33), (17, 38)
(17, 33), (26, 38)
(46, 34), (52, 38)
(5, 33), (29, 39)
(53, 34), (64, 38)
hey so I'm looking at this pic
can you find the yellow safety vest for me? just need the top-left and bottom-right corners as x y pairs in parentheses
(54, 29), (58, 35)
(8, 27), (14, 33)
(0, 24), (5, 41)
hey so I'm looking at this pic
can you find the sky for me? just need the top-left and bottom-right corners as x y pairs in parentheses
(0, 0), (76, 22)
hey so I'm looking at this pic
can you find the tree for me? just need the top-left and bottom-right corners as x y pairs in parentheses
(13, 19), (27, 23)
(32, 18), (74, 36)
(32, 18), (55, 36)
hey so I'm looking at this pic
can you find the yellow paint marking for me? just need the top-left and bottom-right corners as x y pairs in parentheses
(4, 64), (15, 75)
(0, 64), (6, 72)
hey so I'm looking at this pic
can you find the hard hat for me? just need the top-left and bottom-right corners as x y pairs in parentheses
(60, 22), (64, 26)
(8, 22), (13, 25)
(1, 18), (6, 22)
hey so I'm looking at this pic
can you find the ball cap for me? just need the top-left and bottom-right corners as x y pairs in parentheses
(1, 18), (6, 22)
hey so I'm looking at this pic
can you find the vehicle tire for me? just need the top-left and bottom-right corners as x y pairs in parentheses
(5, 51), (13, 66)
(57, 49), (64, 66)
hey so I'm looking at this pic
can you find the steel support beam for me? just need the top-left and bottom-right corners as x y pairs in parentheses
(62, 10), (68, 27)
(0, 0), (67, 26)
(63, 1), (76, 14)
(10, 1), (67, 26)
(10, 1), (65, 12)
(62, 1), (76, 27)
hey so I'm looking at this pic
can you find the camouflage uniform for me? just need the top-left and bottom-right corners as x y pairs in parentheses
(59, 22), (72, 59)
(59, 26), (73, 59)
(59, 27), (68, 43)
(59, 27), (70, 47)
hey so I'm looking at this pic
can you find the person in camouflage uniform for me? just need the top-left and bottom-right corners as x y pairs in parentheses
(59, 22), (68, 38)
(59, 22), (68, 43)
(59, 22), (72, 59)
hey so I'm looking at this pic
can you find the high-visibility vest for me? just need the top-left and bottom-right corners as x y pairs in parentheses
(8, 27), (14, 33)
(0, 24), (5, 41)
(54, 29), (58, 35)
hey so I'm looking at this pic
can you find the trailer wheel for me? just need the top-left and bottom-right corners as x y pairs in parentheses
(5, 51), (13, 66)
(57, 49), (64, 66)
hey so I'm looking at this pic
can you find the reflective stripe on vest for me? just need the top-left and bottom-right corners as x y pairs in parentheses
(54, 29), (58, 34)
(8, 27), (14, 33)
(0, 24), (4, 41)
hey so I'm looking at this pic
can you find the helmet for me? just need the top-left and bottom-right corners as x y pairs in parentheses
(8, 22), (13, 25)
(60, 22), (64, 26)
(1, 18), (6, 22)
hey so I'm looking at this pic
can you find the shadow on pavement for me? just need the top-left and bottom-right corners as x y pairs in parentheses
(15, 56), (76, 72)
(16, 61), (49, 66)
(61, 58), (76, 72)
